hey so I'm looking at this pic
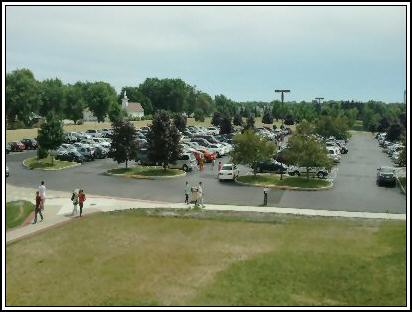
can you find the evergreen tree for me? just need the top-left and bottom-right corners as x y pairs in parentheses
(173, 113), (187, 132)
(262, 110), (274, 125)
(220, 114), (233, 134)
(243, 115), (255, 131)
(36, 113), (64, 162)
(194, 109), (205, 122)
(233, 113), (243, 126)
(147, 111), (182, 169)
(211, 112), (223, 127)
(110, 120), (138, 168)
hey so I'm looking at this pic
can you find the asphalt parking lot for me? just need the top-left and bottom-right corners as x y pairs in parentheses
(6, 132), (406, 213)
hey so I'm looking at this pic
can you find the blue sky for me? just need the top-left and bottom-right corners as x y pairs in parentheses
(6, 5), (406, 103)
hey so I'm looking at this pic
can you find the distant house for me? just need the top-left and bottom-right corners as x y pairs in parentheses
(83, 108), (98, 122)
(121, 91), (145, 118)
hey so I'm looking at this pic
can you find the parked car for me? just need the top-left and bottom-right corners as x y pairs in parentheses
(6, 165), (10, 177)
(218, 163), (240, 181)
(76, 146), (95, 161)
(287, 166), (329, 179)
(252, 160), (288, 174)
(85, 129), (101, 137)
(376, 166), (396, 187)
(168, 153), (197, 172)
(6, 143), (11, 154)
(135, 149), (156, 166)
(21, 138), (38, 150)
(326, 147), (341, 163)
(63, 132), (79, 143)
(9, 141), (25, 152)
(56, 150), (85, 163)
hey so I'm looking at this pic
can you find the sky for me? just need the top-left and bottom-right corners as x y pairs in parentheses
(5, 5), (407, 103)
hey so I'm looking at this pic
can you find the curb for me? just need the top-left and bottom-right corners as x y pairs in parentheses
(104, 169), (186, 180)
(396, 176), (406, 195)
(235, 178), (333, 191)
(22, 158), (81, 171)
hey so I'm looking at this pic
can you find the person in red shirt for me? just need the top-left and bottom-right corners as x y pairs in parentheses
(78, 189), (86, 217)
(32, 191), (44, 224)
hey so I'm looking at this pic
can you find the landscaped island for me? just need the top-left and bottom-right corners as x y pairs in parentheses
(237, 174), (331, 189)
(107, 166), (184, 178)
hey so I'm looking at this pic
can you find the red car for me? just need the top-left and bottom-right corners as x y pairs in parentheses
(9, 141), (25, 152)
(196, 147), (217, 162)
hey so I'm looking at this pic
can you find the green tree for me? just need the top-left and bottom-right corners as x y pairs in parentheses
(64, 83), (85, 124)
(6, 68), (41, 126)
(39, 78), (65, 118)
(194, 109), (205, 122)
(386, 124), (402, 142)
(284, 114), (295, 125)
(284, 135), (332, 180)
(315, 115), (350, 140)
(296, 120), (315, 137)
(173, 113), (187, 132)
(36, 113), (64, 162)
(211, 112), (223, 127)
(233, 113), (243, 126)
(147, 111), (182, 169)
(220, 114), (233, 134)
(85, 82), (117, 122)
(262, 110), (274, 125)
(110, 120), (138, 168)
(108, 102), (126, 123)
(243, 115), (255, 131)
(231, 131), (276, 175)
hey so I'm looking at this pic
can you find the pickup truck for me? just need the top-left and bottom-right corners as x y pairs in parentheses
(287, 166), (329, 179)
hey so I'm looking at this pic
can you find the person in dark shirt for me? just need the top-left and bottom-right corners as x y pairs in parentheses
(32, 191), (44, 224)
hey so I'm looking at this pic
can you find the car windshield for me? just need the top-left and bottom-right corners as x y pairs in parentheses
(222, 165), (233, 170)
(380, 167), (394, 173)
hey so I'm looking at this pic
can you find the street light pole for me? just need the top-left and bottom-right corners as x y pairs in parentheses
(315, 97), (324, 104)
(275, 89), (290, 104)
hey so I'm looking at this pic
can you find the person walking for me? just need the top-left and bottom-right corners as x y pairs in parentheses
(218, 161), (222, 172)
(32, 191), (44, 224)
(184, 182), (190, 204)
(71, 190), (79, 216)
(198, 181), (205, 208)
(38, 181), (46, 211)
(78, 189), (86, 217)
(211, 159), (215, 171)
(263, 186), (269, 206)
(199, 158), (204, 171)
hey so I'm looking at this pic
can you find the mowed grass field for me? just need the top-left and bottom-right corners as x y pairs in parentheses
(6, 118), (293, 142)
(6, 210), (406, 306)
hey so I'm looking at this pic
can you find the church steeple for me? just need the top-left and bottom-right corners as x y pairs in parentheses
(122, 90), (128, 109)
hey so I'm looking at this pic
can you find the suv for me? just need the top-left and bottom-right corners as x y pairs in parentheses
(169, 153), (197, 172)
(253, 160), (288, 174)
(21, 138), (38, 150)
(85, 129), (101, 137)
(288, 166), (329, 179)
(376, 166), (396, 187)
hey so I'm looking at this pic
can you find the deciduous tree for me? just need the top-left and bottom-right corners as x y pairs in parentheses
(110, 120), (138, 168)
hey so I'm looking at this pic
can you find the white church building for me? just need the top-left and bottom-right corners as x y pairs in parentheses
(121, 91), (145, 118)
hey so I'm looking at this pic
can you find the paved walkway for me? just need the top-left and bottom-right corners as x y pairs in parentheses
(5, 184), (406, 244)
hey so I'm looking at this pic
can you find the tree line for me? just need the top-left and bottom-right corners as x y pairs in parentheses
(6, 68), (406, 141)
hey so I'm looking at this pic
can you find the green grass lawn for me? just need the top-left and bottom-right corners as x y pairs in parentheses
(107, 166), (184, 177)
(24, 156), (76, 170)
(237, 174), (331, 188)
(6, 201), (35, 229)
(6, 210), (406, 306)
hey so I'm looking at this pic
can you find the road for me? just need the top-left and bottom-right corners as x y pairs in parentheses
(6, 132), (406, 213)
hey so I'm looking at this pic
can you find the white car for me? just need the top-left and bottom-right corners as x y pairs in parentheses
(326, 147), (341, 163)
(207, 126), (220, 135)
(218, 163), (240, 181)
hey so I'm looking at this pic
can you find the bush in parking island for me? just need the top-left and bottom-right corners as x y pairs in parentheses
(231, 130), (276, 176)
(36, 113), (64, 162)
(283, 134), (332, 180)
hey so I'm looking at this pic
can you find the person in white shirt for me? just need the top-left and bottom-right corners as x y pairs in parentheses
(184, 181), (191, 204)
(198, 182), (205, 208)
(38, 181), (46, 211)
(263, 186), (269, 206)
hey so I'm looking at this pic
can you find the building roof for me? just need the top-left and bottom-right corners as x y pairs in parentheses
(126, 102), (144, 113)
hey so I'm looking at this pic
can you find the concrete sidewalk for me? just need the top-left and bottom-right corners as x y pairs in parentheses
(5, 185), (406, 244)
